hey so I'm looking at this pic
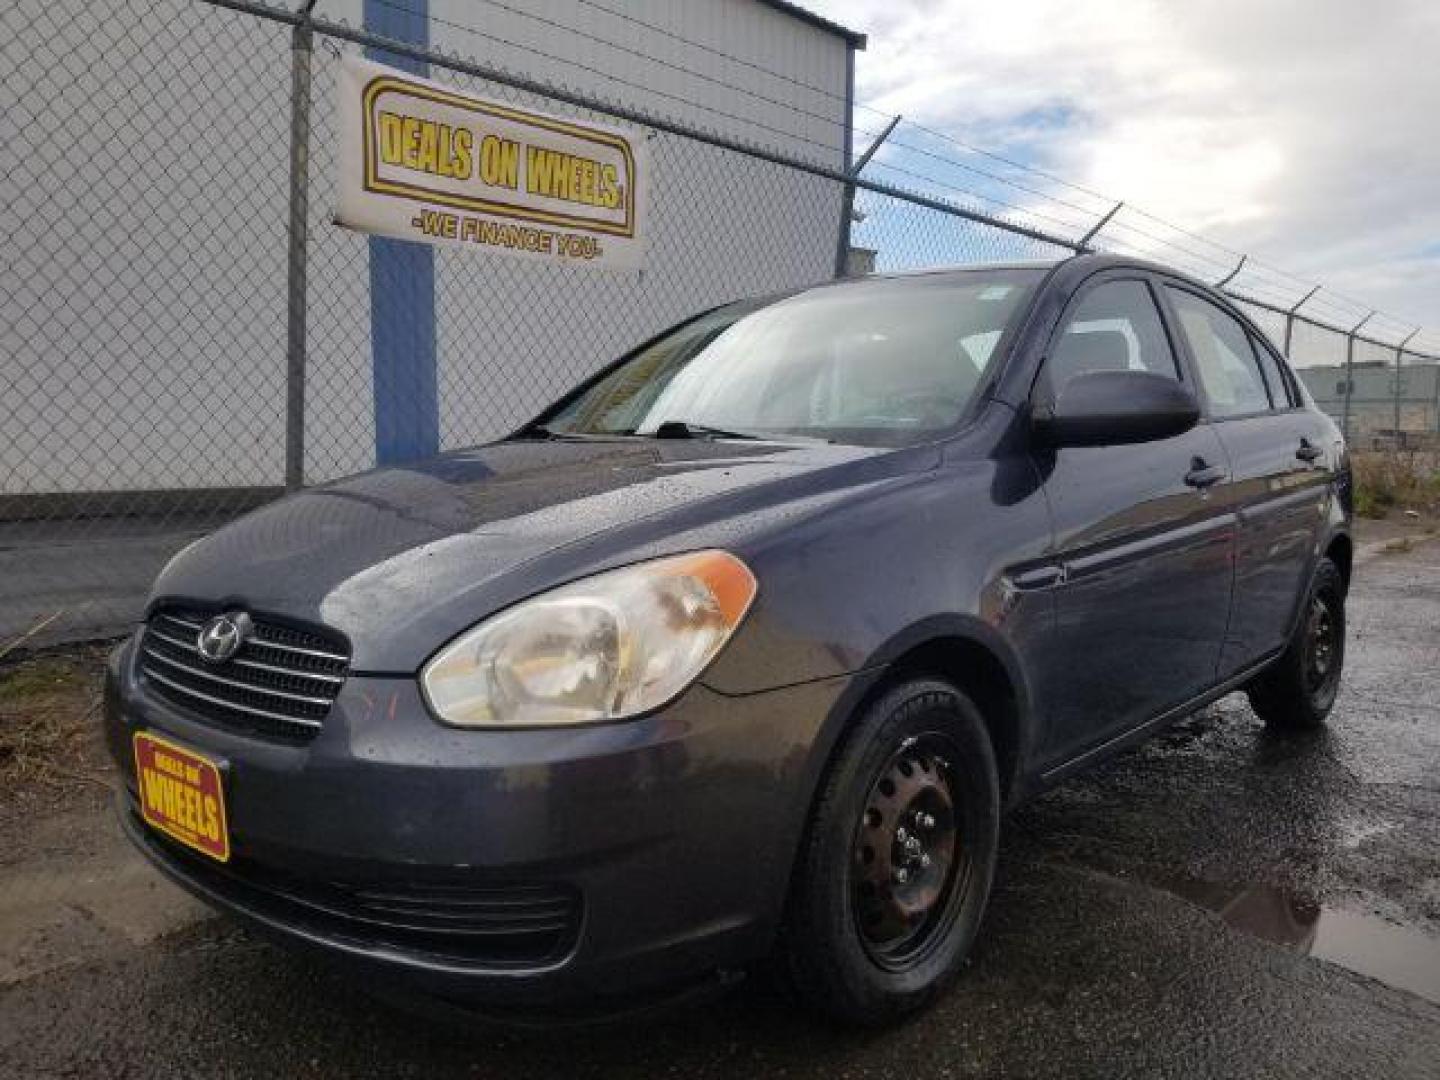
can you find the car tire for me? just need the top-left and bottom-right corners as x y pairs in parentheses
(779, 678), (1000, 1026)
(1246, 557), (1346, 731)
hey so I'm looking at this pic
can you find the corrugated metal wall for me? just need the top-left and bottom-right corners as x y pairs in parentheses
(423, 0), (850, 167)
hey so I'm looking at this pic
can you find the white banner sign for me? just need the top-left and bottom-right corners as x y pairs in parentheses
(336, 56), (648, 269)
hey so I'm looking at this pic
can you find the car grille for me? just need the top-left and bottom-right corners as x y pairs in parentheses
(139, 608), (350, 741)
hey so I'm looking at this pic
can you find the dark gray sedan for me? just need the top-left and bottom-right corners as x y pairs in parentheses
(104, 253), (1351, 1024)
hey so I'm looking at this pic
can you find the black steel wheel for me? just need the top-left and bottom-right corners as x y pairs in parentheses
(1302, 596), (1340, 701)
(850, 734), (968, 969)
(781, 678), (999, 1025)
(1248, 557), (1346, 730)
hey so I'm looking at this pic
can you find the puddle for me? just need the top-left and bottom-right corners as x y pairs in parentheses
(1161, 878), (1440, 1006)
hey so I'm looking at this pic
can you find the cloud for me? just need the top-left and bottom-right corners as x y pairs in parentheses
(815, 0), (1440, 339)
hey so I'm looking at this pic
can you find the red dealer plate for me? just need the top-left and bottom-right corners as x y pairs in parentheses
(133, 732), (230, 863)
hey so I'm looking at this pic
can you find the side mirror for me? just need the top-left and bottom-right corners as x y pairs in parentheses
(1032, 370), (1200, 448)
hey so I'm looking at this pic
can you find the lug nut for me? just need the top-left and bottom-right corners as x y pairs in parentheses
(895, 867), (909, 884)
(906, 836), (922, 853)
(921, 853), (932, 868)
(920, 813), (936, 829)
(896, 827), (908, 843)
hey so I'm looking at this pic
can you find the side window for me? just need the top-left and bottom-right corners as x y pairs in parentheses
(1250, 334), (1294, 407)
(1167, 288), (1271, 417)
(1046, 280), (1179, 396)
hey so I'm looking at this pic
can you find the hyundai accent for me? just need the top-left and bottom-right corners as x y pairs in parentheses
(104, 254), (1351, 1023)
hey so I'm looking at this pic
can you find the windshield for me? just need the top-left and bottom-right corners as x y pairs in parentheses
(533, 270), (1044, 447)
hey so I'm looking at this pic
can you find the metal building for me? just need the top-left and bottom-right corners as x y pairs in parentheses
(2, 0), (865, 498)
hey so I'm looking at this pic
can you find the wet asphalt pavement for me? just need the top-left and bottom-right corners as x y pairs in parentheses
(2, 541), (1438, 1078)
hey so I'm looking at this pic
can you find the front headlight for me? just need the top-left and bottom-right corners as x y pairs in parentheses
(421, 550), (757, 728)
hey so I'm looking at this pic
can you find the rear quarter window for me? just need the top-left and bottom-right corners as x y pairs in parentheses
(1250, 335), (1296, 407)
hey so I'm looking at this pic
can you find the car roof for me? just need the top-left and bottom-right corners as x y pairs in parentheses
(863, 259), (1065, 279)
(858, 252), (1204, 283)
(854, 253), (1249, 315)
(758, 253), (1246, 334)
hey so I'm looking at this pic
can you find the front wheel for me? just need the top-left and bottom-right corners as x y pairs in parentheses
(779, 678), (999, 1025)
(1246, 557), (1346, 730)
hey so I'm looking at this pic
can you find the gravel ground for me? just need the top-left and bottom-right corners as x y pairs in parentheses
(1, 538), (1437, 1078)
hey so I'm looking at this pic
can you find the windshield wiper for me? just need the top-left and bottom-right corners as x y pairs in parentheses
(644, 420), (829, 443)
(511, 423), (615, 441)
(515, 419), (828, 443)
(650, 420), (764, 440)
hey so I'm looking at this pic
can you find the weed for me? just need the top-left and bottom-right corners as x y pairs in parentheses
(0, 646), (111, 793)
(1351, 450), (1440, 521)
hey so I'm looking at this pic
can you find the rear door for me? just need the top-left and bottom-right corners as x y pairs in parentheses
(1030, 273), (1236, 767)
(1161, 283), (1332, 676)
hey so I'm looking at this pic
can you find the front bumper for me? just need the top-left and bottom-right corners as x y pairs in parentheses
(104, 636), (850, 1006)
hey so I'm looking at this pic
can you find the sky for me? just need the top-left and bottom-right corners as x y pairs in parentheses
(811, 0), (1440, 342)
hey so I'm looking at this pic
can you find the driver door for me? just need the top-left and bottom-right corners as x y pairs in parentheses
(1029, 274), (1236, 770)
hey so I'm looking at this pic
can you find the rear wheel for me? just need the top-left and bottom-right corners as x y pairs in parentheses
(780, 678), (999, 1025)
(1247, 557), (1346, 730)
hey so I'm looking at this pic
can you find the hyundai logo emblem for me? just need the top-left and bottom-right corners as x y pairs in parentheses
(196, 611), (252, 664)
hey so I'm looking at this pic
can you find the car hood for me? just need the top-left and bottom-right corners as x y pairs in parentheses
(151, 438), (922, 671)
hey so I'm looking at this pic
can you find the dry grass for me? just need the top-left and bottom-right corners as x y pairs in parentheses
(0, 645), (113, 797)
(1351, 450), (1440, 521)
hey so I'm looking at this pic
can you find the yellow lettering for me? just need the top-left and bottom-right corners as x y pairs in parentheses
(417, 121), (439, 173)
(401, 116), (421, 169)
(203, 796), (220, 842)
(142, 767), (166, 815)
(526, 146), (555, 197)
(381, 116), (474, 179)
(523, 148), (619, 209)
(598, 164), (618, 209)
(378, 111), (404, 164)
(453, 128), (473, 179)
(477, 136), (518, 189)
(189, 787), (204, 833)
(580, 158), (596, 205)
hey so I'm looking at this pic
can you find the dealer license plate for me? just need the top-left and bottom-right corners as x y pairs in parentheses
(133, 731), (230, 863)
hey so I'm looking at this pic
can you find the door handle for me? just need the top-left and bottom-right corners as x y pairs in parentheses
(1184, 458), (1228, 489)
(1296, 439), (1324, 463)
(1012, 565), (1066, 591)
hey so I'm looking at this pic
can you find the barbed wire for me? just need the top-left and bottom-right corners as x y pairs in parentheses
(331, 0), (1434, 347)
(357, 0), (1435, 344)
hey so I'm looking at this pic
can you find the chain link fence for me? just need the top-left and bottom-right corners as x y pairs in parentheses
(3, 0), (1437, 647)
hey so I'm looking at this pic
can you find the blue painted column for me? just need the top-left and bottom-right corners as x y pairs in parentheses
(364, 0), (438, 465)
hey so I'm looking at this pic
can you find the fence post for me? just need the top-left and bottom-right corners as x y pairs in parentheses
(284, 1), (319, 491)
(1434, 345), (1440, 436)
(1393, 329), (1419, 442)
(1282, 284), (1321, 358)
(1077, 201), (1123, 253)
(1341, 310), (1375, 444)
(834, 114), (900, 278)
(1214, 253), (1247, 290)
